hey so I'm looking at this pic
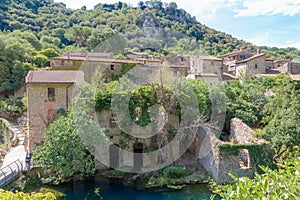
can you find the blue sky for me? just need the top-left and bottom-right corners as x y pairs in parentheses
(54, 0), (300, 49)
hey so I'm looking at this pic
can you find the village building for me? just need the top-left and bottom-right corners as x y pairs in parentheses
(26, 70), (84, 154)
(235, 53), (266, 77)
(161, 54), (223, 82)
(218, 49), (267, 78)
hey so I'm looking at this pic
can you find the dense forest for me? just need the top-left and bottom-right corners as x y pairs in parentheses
(1, 0), (300, 95)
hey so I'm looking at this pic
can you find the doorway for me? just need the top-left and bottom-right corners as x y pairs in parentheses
(109, 144), (119, 169)
(133, 143), (143, 171)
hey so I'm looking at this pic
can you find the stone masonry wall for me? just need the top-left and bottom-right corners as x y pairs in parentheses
(27, 83), (75, 154)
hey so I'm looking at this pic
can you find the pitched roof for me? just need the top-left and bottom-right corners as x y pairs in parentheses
(236, 53), (265, 64)
(26, 70), (84, 84)
(51, 55), (142, 64)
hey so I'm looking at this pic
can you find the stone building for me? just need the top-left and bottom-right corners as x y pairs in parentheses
(94, 109), (181, 172)
(282, 60), (300, 74)
(218, 49), (268, 79)
(161, 54), (223, 81)
(235, 53), (266, 78)
(50, 52), (142, 82)
(26, 70), (84, 154)
(218, 49), (253, 74)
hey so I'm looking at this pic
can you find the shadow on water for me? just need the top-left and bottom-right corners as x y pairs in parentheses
(54, 176), (220, 200)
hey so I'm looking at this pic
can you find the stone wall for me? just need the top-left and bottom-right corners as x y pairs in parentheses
(27, 83), (75, 154)
(230, 118), (266, 144)
(291, 62), (300, 74)
(202, 59), (223, 80)
(94, 110), (181, 171)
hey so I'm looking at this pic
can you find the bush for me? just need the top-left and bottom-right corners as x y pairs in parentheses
(0, 97), (25, 116)
(0, 189), (57, 200)
(163, 166), (189, 179)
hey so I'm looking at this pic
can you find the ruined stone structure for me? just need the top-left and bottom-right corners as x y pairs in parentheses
(198, 118), (269, 183)
(94, 110), (181, 172)
(26, 70), (84, 154)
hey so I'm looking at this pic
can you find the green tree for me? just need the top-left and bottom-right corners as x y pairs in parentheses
(87, 28), (118, 50)
(32, 53), (48, 67)
(225, 80), (267, 127)
(33, 113), (95, 184)
(65, 25), (93, 48)
(262, 75), (300, 160)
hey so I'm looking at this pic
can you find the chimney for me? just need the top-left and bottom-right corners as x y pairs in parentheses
(257, 48), (260, 55)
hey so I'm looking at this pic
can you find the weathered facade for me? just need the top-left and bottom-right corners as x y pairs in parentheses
(94, 109), (181, 171)
(235, 53), (266, 77)
(26, 70), (84, 154)
(162, 54), (223, 81)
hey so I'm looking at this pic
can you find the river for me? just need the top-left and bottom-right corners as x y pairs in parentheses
(55, 176), (220, 200)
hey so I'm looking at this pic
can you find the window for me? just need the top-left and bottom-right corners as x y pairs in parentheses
(229, 66), (235, 72)
(110, 65), (115, 70)
(48, 88), (55, 101)
(255, 64), (258, 69)
(180, 57), (184, 62)
(61, 61), (65, 66)
(240, 55), (245, 59)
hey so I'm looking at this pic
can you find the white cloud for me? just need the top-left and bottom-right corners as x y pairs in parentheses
(247, 32), (271, 46)
(234, 0), (300, 17)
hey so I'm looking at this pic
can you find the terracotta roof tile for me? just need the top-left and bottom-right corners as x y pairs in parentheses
(26, 70), (84, 84)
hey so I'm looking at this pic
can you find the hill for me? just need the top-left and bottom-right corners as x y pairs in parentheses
(1, 0), (300, 58)
(1, 0), (300, 95)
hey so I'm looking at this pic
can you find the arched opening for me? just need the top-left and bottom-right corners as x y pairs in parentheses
(133, 143), (143, 171)
(109, 144), (119, 169)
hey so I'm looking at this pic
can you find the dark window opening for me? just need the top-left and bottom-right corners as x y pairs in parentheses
(110, 65), (115, 70)
(61, 61), (65, 66)
(48, 88), (55, 101)
(255, 64), (258, 69)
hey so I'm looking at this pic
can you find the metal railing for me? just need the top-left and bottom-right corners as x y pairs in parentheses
(0, 159), (23, 188)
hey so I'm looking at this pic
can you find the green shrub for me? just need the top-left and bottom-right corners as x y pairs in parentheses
(163, 166), (189, 179)
(0, 97), (25, 116)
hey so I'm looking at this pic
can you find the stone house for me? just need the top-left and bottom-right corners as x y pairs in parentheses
(50, 52), (142, 82)
(26, 70), (84, 154)
(161, 54), (223, 81)
(218, 49), (268, 79)
(218, 49), (253, 73)
(282, 60), (300, 74)
(235, 53), (266, 78)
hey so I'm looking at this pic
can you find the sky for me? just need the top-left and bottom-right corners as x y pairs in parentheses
(54, 0), (300, 49)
